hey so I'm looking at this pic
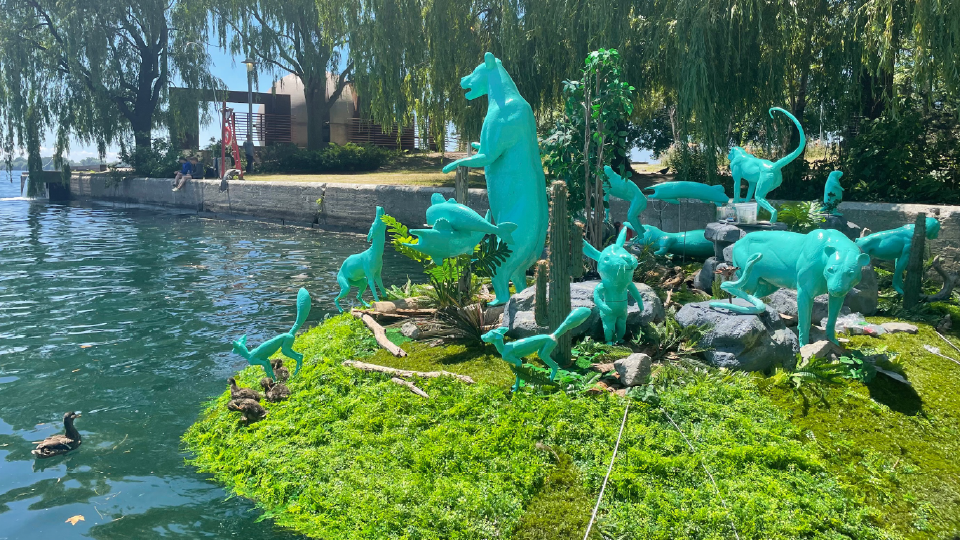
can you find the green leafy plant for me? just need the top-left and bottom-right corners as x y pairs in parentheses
(257, 142), (393, 174)
(637, 317), (708, 363)
(768, 355), (846, 389)
(472, 234), (512, 279)
(115, 137), (181, 179)
(777, 200), (824, 233)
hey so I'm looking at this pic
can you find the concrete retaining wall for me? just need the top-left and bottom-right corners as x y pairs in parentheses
(70, 174), (960, 269)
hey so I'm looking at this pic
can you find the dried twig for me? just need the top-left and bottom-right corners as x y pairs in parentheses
(351, 310), (407, 357)
(390, 377), (430, 398)
(343, 360), (475, 384)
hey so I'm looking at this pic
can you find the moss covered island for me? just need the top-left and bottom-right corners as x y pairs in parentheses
(184, 315), (960, 539)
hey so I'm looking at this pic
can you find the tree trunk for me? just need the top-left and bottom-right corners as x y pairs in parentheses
(903, 213), (927, 309)
(303, 75), (330, 150)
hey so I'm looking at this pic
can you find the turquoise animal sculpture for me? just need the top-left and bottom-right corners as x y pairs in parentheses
(602, 165), (647, 235)
(481, 307), (592, 391)
(583, 227), (644, 344)
(232, 287), (311, 379)
(821, 171), (844, 215)
(335, 206), (386, 312)
(728, 107), (806, 223)
(403, 193), (516, 262)
(856, 217), (940, 295)
(441, 52), (548, 306)
(645, 181), (729, 206)
(635, 224), (714, 258)
(709, 230), (870, 346)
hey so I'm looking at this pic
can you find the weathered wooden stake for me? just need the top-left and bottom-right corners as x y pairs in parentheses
(903, 212), (927, 309)
(533, 182), (577, 365)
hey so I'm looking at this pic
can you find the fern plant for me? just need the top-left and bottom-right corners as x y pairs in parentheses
(473, 234), (512, 278)
(637, 318), (708, 363)
(777, 201), (824, 233)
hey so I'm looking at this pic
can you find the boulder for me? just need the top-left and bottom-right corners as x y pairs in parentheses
(819, 215), (863, 241)
(503, 280), (665, 339)
(763, 265), (878, 324)
(722, 243), (735, 263)
(400, 321), (421, 339)
(675, 299), (799, 371)
(880, 322), (918, 334)
(614, 353), (652, 387)
(693, 257), (721, 292)
(799, 340), (845, 364)
(704, 222), (745, 243)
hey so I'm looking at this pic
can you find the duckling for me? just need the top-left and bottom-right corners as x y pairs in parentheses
(227, 398), (267, 423)
(228, 377), (261, 401)
(260, 378), (290, 402)
(31, 412), (82, 458)
(270, 359), (290, 382)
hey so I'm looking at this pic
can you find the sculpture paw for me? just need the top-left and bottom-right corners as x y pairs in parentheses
(442, 162), (459, 174)
(549, 367), (559, 381)
(487, 298), (507, 307)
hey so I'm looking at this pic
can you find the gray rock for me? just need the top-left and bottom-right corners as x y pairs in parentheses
(880, 322), (918, 334)
(693, 257), (721, 292)
(799, 340), (844, 364)
(722, 243), (735, 263)
(400, 321), (421, 339)
(819, 215), (862, 241)
(675, 299), (799, 371)
(704, 222), (746, 243)
(764, 265), (878, 324)
(614, 353), (652, 387)
(503, 280), (665, 339)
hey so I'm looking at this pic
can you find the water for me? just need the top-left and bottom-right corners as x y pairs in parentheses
(0, 172), (424, 538)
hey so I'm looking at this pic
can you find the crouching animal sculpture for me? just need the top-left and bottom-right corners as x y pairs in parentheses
(403, 193), (517, 262)
(645, 181), (729, 206)
(856, 217), (940, 295)
(602, 166), (647, 235)
(709, 230), (870, 346)
(634, 224), (714, 258)
(583, 227), (644, 344)
(232, 287), (311, 379)
(335, 207), (386, 312)
(482, 307), (592, 391)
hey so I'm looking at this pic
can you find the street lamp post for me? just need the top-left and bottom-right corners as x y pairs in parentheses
(241, 57), (256, 174)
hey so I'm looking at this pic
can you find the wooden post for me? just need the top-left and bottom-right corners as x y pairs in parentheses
(456, 143), (472, 296)
(903, 212), (926, 309)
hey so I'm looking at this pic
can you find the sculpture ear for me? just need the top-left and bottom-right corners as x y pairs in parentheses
(616, 226), (628, 247)
(484, 52), (496, 70)
(857, 253), (871, 267)
(583, 238), (602, 262)
(431, 193), (445, 205)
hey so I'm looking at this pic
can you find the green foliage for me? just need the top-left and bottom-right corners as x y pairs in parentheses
(472, 234), (512, 279)
(776, 200), (823, 233)
(115, 138), (182, 179)
(768, 356), (846, 390)
(662, 144), (721, 184)
(636, 317), (708, 364)
(257, 143), (392, 174)
(571, 340), (632, 369)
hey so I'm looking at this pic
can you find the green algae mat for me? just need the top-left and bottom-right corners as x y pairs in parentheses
(184, 315), (960, 539)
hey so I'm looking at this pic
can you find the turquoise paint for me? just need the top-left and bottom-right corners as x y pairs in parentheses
(637, 224), (714, 258)
(335, 206), (387, 312)
(645, 181), (729, 206)
(856, 217), (940, 295)
(583, 227), (644, 344)
(404, 194), (516, 262)
(232, 288), (311, 379)
(603, 165), (647, 235)
(822, 170), (844, 215)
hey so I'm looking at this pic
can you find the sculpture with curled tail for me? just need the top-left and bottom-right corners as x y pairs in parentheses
(232, 288), (311, 379)
(583, 227), (644, 344)
(335, 207), (386, 312)
(728, 107), (806, 223)
(856, 217), (940, 295)
(602, 166), (647, 237)
(709, 230), (869, 346)
(441, 52), (548, 306)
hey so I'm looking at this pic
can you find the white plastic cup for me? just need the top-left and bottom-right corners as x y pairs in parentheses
(734, 203), (758, 224)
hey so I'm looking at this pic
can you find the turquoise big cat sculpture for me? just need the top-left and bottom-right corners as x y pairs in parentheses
(335, 207), (386, 312)
(636, 224), (714, 258)
(856, 217), (940, 295)
(441, 52), (548, 306)
(404, 193), (517, 262)
(709, 229), (870, 346)
(583, 227), (644, 344)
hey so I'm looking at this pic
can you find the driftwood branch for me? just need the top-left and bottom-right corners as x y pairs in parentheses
(924, 256), (959, 302)
(390, 377), (430, 398)
(351, 310), (407, 357)
(342, 360), (476, 384)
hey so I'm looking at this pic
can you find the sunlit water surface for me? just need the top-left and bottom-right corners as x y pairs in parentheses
(0, 172), (423, 538)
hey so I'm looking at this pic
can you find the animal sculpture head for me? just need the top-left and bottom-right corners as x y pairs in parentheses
(822, 243), (871, 298)
(460, 52), (501, 100)
(728, 147), (750, 163)
(596, 227), (639, 289)
(639, 225), (666, 247)
(481, 326), (509, 345)
(924, 217), (941, 240)
(232, 335), (249, 356)
(368, 206), (386, 243)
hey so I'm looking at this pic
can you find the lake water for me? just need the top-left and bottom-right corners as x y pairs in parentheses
(0, 172), (423, 538)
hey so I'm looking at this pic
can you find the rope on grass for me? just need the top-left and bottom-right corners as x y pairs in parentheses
(934, 330), (960, 366)
(661, 407), (741, 540)
(582, 400), (630, 540)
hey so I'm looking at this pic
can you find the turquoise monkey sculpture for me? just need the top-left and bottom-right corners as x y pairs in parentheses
(232, 287), (311, 379)
(856, 217), (940, 295)
(709, 230), (870, 346)
(403, 193), (517, 262)
(821, 171), (844, 215)
(583, 227), (645, 344)
(635, 224), (714, 258)
(602, 165), (647, 236)
(441, 52), (548, 306)
(482, 307), (592, 392)
(335, 206), (386, 312)
(728, 107), (806, 223)
(645, 181), (729, 206)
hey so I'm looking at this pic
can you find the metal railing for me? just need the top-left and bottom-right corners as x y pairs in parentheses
(231, 112), (293, 146)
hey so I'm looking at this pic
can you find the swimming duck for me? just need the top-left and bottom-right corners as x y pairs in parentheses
(227, 398), (267, 423)
(31, 412), (82, 458)
(228, 377), (261, 401)
(270, 359), (290, 382)
(260, 378), (290, 402)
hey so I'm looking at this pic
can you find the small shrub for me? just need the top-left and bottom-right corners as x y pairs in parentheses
(258, 142), (393, 174)
(116, 138), (181, 178)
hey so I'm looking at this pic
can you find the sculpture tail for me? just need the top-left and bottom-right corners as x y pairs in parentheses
(551, 307), (592, 338)
(770, 107), (806, 170)
(289, 288), (312, 334)
(495, 222), (517, 244)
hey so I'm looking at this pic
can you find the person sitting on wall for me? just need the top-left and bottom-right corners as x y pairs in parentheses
(173, 156), (200, 191)
(172, 157), (190, 188)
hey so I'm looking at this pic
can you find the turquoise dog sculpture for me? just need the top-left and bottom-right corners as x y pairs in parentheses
(645, 181), (729, 206)
(603, 165), (647, 235)
(728, 107), (806, 223)
(636, 224), (714, 258)
(441, 52), (548, 305)
(335, 207), (386, 312)
(856, 217), (940, 295)
(481, 307), (592, 391)
(709, 230), (870, 346)
(583, 227), (644, 344)
(403, 193), (517, 262)
(821, 171), (844, 215)
(232, 287), (311, 379)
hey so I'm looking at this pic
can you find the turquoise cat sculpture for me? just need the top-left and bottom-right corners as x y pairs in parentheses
(482, 307), (592, 392)
(232, 287), (311, 379)
(335, 206), (386, 312)
(645, 181), (729, 206)
(635, 224), (714, 258)
(821, 171), (844, 215)
(856, 217), (940, 295)
(403, 193), (517, 262)
(583, 227), (644, 344)
(603, 165), (647, 235)
(709, 230), (870, 346)
(728, 107), (806, 223)
(441, 52), (548, 306)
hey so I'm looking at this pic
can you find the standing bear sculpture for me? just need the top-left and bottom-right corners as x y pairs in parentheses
(442, 52), (548, 306)
(583, 227), (644, 344)
(335, 206), (386, 312)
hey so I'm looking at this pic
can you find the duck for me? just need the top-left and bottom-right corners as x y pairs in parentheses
(31, 412), (82, 459)
(228, 377), (261, 401)
(270, 359), (290, 382)
(227, 398), (267, 423)
(260, 378), (290, 402)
